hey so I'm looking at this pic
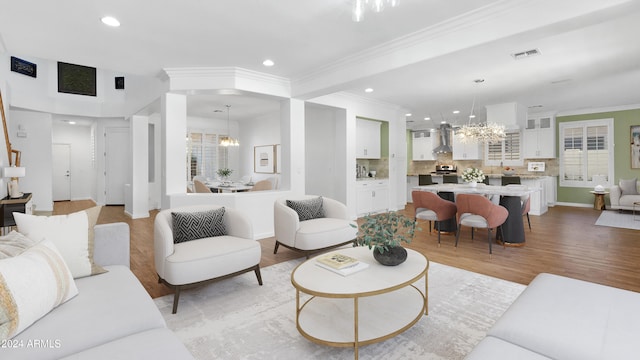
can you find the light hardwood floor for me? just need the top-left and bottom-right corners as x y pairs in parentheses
(53, 200), (640, 299)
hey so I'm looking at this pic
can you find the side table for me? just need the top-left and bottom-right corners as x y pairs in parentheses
(0, 193), (33, 234)
(589, 191), (608, 210)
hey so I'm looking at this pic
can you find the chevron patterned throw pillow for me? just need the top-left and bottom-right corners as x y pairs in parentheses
(286, 197), (325, 221)
(171, 208), (227, 244)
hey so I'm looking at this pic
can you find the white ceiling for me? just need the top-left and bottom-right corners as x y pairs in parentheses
(1, 0), (639, 127)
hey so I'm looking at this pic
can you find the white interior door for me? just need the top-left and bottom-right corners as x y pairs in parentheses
(105, 127), (129, 205)
(52, 144), (71, 201)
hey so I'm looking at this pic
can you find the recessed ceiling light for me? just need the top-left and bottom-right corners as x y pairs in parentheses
(364, 88), (374, 93)
(424, 117), (430, 121)
(101, 16), (120, 27)
(68, 121), (76, 125)
(405, 113), (412, 117)
(469, 114), (476, 119)
(440, 121), (447, 124)
(452, 110), (460, 114)
(262, 59), (274, 67)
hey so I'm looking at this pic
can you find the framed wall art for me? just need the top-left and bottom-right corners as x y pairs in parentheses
(254, 145), (275, 173)
(11, 56), (37, 78)
(631, 125), (640, 168)
(58, 61), (97, 96)
(275, 144), (281, 174)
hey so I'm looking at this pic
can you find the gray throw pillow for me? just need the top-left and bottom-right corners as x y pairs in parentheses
(171, 208), (227, 244)
(286, 197), (325, 221)
(619, 178), (638, 195)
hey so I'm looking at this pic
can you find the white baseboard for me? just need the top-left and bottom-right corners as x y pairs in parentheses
(255, 231), (275, 240)
(555, 202), (593, 208)
(124, 210), (150, 219)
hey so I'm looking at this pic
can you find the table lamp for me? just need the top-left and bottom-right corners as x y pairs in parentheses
(3, 166), (26, 198)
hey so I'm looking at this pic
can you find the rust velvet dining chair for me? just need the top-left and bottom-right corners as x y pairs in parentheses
(412, 191), (457, 246)
(455, 193), (508, 254)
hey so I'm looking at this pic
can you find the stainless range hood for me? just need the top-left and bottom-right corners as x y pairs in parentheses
(433, 123), (453, 154)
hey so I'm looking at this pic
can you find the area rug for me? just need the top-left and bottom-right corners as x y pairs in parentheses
(154, 259), (525, 360)
(595, 210), (640, 230)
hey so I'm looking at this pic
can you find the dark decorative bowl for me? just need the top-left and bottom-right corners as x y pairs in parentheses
(373, 246), (407, 266)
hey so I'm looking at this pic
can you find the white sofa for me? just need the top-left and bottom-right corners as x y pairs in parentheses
(609, 184), (640, 211)
(5, 223), (193, 360)
(466, 273), (640, 359)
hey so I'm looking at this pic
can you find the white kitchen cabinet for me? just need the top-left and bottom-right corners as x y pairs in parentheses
(452, 130), (482, 160)
(521, 178), (548, 215)
(412, 131), (436, 161)
(523, 115), (555, 159)
(407, 176), (419, 202)
(356, 179), (389, 215)
(544, 176), (557, 206)
(356, 119), (381, 159)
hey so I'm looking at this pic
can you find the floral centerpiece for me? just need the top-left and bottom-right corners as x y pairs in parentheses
(216, 168), (233, 185)
(461, 167), (485, 186)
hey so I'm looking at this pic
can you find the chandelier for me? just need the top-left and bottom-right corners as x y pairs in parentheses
(219, 105), (239, 147)
(352, 0), (400, 22)
(457, 122), (506, 144)
(456, 90), (506, 143)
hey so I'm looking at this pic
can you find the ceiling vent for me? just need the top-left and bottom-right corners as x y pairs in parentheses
(511, 48), (541, 60)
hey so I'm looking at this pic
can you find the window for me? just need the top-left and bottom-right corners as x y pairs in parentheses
(559, 119), (613, 187)
(186, 130), (228, 181)
(485, 130), (522, 166)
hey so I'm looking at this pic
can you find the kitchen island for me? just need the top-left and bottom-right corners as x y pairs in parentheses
(407, 174), (556, 215)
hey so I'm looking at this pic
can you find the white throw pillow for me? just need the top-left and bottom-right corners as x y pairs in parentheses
(0, 239), (79, 340)
(13, 206), (105, 279)
(0, 231), (37, 259)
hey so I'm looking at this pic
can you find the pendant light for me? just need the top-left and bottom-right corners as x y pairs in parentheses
(220, 105), (239, 147)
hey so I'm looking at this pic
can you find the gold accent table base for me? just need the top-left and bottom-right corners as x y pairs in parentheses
(291, 247), (429, 360)
(589, 191), (609, 210)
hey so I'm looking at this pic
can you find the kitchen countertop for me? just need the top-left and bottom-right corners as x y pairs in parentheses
(357, 177), (388, 181)
(407, 174), (553, 179)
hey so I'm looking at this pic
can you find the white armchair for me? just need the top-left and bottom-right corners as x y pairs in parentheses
(273, 195), (357, 258)
(154, 205), (262, 313)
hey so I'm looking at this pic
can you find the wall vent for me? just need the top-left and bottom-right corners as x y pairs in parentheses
(511, 48), (541, 60)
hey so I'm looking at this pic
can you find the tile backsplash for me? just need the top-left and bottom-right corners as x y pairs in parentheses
(357, 158), (389, 178)
(407, 153), (558, 176)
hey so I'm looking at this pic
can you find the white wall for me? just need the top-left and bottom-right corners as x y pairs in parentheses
(305, 104), (339, 199)
(308, 92), (407, 218)
(149, 113), (162, 210)
(238, 112), (280, 185)
(0, 53), (166, 119)
(52, 121), (95, 201)
(8, 110), (53, 211)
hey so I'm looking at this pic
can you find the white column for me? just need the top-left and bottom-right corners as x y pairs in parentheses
(280, 98), (305, 194)
(161, 93), (187, 209)
(129, 114), (149, 218)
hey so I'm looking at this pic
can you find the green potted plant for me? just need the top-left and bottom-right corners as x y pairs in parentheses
(217, 168), (233, 184)
(356, 211), (418, 266)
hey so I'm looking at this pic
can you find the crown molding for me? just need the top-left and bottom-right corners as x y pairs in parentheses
(292, 0), (632, 99)
(163, 67), (291, 97)
(557, 103), (640, 117)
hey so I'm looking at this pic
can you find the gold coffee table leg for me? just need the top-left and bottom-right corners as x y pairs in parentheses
(354, 297), (359, 360)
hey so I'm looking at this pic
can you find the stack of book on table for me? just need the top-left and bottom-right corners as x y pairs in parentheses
(315, 252), (369, 276)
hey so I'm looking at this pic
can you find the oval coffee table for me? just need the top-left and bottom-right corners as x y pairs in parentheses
(291, 247), (429, 359)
